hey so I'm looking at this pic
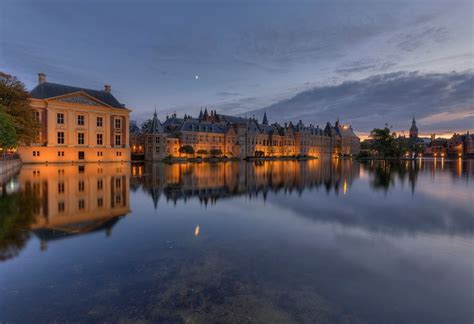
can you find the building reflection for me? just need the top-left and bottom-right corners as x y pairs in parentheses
(15, 164), (130, 251)
(131, 158), (360, 207)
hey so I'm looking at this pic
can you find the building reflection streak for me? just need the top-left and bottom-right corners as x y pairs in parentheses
(132, 159), (360, 207)
(17, 164), (131, 251)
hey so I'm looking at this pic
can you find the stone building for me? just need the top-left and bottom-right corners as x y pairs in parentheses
(142, 109), (360, 160)
(18, 73), (131, 163)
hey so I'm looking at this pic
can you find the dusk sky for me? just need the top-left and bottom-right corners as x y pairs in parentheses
(1, 0), (473, 137)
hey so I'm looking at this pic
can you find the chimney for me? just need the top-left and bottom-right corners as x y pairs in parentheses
(38, 73), (46, 84)
(104, 84), (111, 93)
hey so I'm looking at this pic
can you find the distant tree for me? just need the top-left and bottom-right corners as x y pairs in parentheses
(0, 107), (17, 155)
(369, 126), (407, 158)
(254, 150), (264, 157)
(179, 145), (195, 156)
(209, 149), (223, 157)
(140, 119), (152, 132)
(0, 72), (39, 145)
(129, 120), (140, 134)
(197, 149), (208, 155)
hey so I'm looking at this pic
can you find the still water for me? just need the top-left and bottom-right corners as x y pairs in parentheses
(0, 159), (473, 323)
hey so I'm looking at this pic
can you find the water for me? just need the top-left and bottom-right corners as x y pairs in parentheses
(0, 159), (473, 323)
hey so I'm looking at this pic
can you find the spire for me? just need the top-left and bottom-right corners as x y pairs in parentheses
(154, 105), (157, 117)
(198, 108), (203, 120)
(262, 110), (268, 125)
(203, 108), (209, 118)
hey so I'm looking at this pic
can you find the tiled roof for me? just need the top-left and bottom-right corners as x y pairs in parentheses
(30, 82), (125, 108)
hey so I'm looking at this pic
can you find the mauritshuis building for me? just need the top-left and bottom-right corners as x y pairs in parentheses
(18, 75), (360, 163)
(139, 108), (360, 161)
(18, 74), (131, 163)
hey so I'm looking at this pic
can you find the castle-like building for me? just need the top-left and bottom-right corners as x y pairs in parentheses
(140, 108), (360, 160)
(18, 73), (131, 163)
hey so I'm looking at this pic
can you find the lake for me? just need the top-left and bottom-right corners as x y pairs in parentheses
(0, 159), (473, 323)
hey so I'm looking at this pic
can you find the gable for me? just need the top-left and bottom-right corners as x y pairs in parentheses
(48, 91), (111, 107)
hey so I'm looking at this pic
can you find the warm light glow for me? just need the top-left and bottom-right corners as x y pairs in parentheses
(343, 180), (347, 195)
(194, 225), (200, 237)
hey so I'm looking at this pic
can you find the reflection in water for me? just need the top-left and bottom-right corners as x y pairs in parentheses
(0, 159), (473, 323)
(1, 164), (130, 256)
(132, 158), (360, 206)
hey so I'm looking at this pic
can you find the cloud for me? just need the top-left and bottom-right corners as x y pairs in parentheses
(243, 70), (474, 133)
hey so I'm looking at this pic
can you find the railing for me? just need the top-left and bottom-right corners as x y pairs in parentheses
(0, 153), (20, 161)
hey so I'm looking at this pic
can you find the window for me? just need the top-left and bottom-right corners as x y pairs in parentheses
(97, 133), (103, 145)
(97, 197), (103, 207)
(57, 131), (65, 144)
(97, 117), (103, 127)
(116, 152), (122, 157)
(57, 113), (64, 124)
(58, 182), (65, 193)
(97, 179), (103, 190)
(155, 147), (160, 153)
(115, 135), (121, 146)
(33, 111), (40, 122)
(115, 178), (121, 188)
(32, 151), (40, 157)
(97, 152), (103, 157)
(155, 137), (160, 144)
(78, 151), (85, 160)
(78, 133), (85, 145)
(78, 199), (85, 209)
(78, 165), (85, 173)
(77, 115), (84, 126)
(115, 118), (122, 129)
(78, 181), (85, 192)
(58, 202), (65, 213)
(57, 151), (64, 157)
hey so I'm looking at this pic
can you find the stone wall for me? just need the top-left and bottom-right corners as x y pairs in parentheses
(0, 158), (22, 184)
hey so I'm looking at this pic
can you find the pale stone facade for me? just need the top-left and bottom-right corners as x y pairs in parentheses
(18, 74), (131, 163)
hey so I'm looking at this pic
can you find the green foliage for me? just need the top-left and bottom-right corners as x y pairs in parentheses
(369, 127), (408, 158)
(0, 72), (40, 145)
(197, 149), (208, 155)
(209, 149), (223, 157)
(179, 145), (195, 155)
(0, 107), (17, 151)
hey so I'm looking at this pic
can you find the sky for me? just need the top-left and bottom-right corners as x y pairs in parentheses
(1, 0), (473, 137)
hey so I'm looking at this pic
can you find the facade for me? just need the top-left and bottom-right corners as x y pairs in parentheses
(424, 132), (474, 157)
(18, 73), (131, 163)
(143, 108), (360, 160)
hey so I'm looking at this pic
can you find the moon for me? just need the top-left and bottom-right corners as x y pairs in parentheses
(195, 75), (199, 80)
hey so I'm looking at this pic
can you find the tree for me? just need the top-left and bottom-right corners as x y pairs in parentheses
(0, 72), (39, 145)
(140, 119), (152, 132)
(0, 107), (17, 155)
(209, 149), (223, 157)
(179, 145), (195, 156)
(369, 126), (407, 158)
(254, 150), (264, 157)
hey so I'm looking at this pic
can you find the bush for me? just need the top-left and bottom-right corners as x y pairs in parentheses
(209, 149), (222, 157)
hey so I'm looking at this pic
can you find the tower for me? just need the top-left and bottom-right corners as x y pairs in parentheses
(262, 110), (268, 125)
(409, 117), (418, 139)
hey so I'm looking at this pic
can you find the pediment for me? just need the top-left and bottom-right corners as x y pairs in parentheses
(48, 91), (110, 107)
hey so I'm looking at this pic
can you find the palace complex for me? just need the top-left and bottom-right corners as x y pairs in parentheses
(139, 109), (360, 160)
(18, 73), (131, 163)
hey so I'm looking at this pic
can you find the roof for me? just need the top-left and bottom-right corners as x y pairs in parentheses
(30, 82), (125, 108)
